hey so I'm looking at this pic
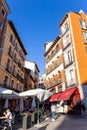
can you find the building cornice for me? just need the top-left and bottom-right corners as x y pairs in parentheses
(8, 20), (27, 55)
(59, 13), (68, 26)
(44, 35), (61, 57)
(1, 0), (10, 14)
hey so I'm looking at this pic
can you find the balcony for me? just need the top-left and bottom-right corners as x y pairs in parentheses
(61, 26), (69, 37)
(65, 78), (77, 88)
(47, 78), (62, 88)
(46, 62), (61, 75)
(18, 62), (21, 68)
(12, 71), (17, 78)
(0, 81), (21, 93)
(63, 41), (71, 51)
(14, 57), (18, 64)
(17, 74), (24, 83)
(16, 86), (22, 92)
(10, 87), (21, 93)
(6, 66), (12, 73)
(52, 78), (62, 86)
(53, 62), (60, 70)
(64, 59), (74, 68)
(8, 50), (13, 58)
(0, 82), (8, 88)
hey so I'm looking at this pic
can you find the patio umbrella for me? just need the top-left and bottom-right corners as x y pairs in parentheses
(19, 88), (52, 102)
(19, 88), (53, 124)
(37, 90), (52, 102)
(0, 88), (19, 99)
(19, 88), (45, 98)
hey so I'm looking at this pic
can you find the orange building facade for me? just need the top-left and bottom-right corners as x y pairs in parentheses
(44, 10), (87, 113)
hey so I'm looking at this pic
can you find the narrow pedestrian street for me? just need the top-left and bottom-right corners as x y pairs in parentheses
(13, 114), (87, 130)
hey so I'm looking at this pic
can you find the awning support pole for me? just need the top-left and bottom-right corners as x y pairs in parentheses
(37, 99), (39, 125)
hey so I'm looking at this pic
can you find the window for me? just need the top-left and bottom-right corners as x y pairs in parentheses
(4, 76), (8, 87)
(66, 34), (69, 38)
(66, 69), (76, 87)
(15, 43), (18, 52)
(57, 56), (60, 65)
(2, 8), (6, 17)
(51, 50), (54, 57)
(64, 22), (68, 30)
(20, 86), (22, 91)
(55, 45), (59, 52)
(7, 59), (10, 69)
(10, 34), (14, 43)
(83, 32), (87, 43)
(13, 65), (15, 73)
(16, 83), (19, 90)
(8, 46), (13, 56)
(0, 21), (3, 29)
(85, 47), (87, 53)
(18, 69), (20, 75)
(67, 50), (72, 62)
(80, 20), (86, 29)
(65, 33), (70, 46)
(11, 80), (14, 88)
(19, 50), (22, 56)
(70, 69), (74, 80)
(61, 21), (68, 34)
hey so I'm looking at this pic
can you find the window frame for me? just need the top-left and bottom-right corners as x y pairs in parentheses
(1, 7), (6, 17)
(0, 20), (3, 30)
(83, 32), (87, 43)
(80, 19), (86, 30)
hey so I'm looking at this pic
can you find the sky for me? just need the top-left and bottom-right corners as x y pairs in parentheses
(6, 0), (87, 77)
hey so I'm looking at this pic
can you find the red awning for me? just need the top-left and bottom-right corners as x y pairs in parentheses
(49, 92), (62, 102)
(58, 87), (77, 101)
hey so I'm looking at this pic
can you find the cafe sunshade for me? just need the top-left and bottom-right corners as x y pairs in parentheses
(19, 88), (52, 102)
(0, 88), (19, 99)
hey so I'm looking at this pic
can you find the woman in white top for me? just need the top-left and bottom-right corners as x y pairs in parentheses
(3, 108), (12, 130)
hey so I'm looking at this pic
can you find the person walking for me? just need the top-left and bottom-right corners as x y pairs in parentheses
(51, 103), (56, 121)
(81, 103), (86, 117)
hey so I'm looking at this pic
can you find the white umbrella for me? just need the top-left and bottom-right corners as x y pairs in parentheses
(19, 88), (45, 98)
(19, 88), (52, 102)
(37, 90), (53, 102)
(0, 88), (19, 99)
(19, 88), (53, 125)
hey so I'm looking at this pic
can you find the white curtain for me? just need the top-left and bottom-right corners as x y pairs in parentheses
(31, 97), (36, 109)
(4, 99), (9, 108)
(20, 98), (24, 112)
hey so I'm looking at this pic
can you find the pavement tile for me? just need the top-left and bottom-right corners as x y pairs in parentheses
(13, 114), (87, 130)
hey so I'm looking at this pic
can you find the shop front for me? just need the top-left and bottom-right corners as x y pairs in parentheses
(58, 87), (81, 114)
(49, 87), (81, 114)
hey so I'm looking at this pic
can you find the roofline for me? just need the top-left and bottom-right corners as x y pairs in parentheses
(1, 0), (10, 14)
(35, 62), (40, 73)
(44, 35), (61, 57)
(59, 13), (68, 26)
(8, 20), (27, 55)
(25, 60), (40, 72)
(32, 61), (40, 73)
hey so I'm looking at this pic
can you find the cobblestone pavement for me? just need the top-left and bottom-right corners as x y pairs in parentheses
(13, 114), (87, 130)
